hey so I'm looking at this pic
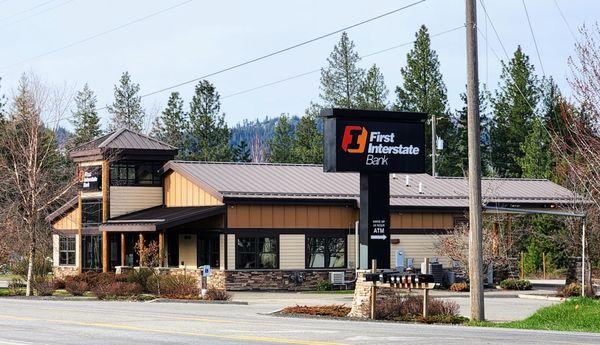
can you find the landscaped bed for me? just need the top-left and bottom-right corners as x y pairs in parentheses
(469, 297), (600, 333)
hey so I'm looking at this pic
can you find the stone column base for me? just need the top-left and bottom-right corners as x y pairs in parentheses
(348, 270), (405, 318)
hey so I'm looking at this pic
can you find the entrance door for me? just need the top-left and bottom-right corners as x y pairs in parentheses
(197, 234), (220, 268)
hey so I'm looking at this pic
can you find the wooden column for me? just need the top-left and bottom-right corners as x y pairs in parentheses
(102, 231), (109, 273)
(77, 194), (83, 273)
(158, 232), (165, 267)
(138, 233), (144, 267)
(120, 233), (126, 266)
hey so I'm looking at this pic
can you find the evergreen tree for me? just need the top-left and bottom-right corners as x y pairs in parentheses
(0, 77), (6, 119)
(320, 32), (365, 108)
(356, 64), (388, 110)
(233, 140), (251, 162)
(269, 114), (295, 163)
(394, 25), (456, 176)
(151, 92), (187, 150)
(292, 103), (323, 164)
(455, 87), (493, 175)
(517, 117), (554, 179)
(70, 83), (102, 147)
(490, 46), (540, 177)
(107, 71), (145, 132)
(187, 80), (231, 161)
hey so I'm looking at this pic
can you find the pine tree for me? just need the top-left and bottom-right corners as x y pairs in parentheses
(320, 32), (365, 108)
(517, 117), (553, 179)
(70, 83), (102, 147)
(490, 46), (540, 177)
(394, 25), (456, 176)
(151, 92), (187, 150)
(233, 140), (251, 162)
(107, 71), (145, 132)
(187, 80), (231, 161)
(269, 114), (295, 163)
(292, 103), (323, 164)
(356, 64), (388, 110)
(455, 87), (493, 175)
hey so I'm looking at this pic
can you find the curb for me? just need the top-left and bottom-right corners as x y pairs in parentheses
(517, 294), (564, 301)
(148, 298), (248, 305)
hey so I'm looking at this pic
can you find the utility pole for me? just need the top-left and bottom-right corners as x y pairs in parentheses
(466, 0), (485, 321)
(431, 115), (437, 177)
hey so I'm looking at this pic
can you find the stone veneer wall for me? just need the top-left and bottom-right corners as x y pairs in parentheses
(52, 266), (79, 279)
(348, 270), (404, 318)
(224, 270), (355, 291)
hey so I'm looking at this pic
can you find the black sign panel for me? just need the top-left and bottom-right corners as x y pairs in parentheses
(80, 166), (101, 191)
(322, 109), (426, 173)
(360, 173), (390, 269)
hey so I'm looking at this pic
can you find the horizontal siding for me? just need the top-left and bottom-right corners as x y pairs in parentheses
(279, 234), (305, 269)
(347, 234), (356, 268)
(390, 234), (451, 268)
(109, 186), (162, 218)
(227, 234), (235, 269)
(164, 171), (222, 207)
(178, 234), (197, 269)
(219, 234), (225, 270)
(52, 207), (79, 231)
(228, 204), (357, 229)
(390, 212), (455, 229)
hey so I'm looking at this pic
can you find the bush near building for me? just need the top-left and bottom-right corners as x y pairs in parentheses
(449, 282), (469, 292)
(557, 283), (581, 297)
(374, 295), (465, 323)
(282, 305), (351, 317)
(499, 279), (532, 290)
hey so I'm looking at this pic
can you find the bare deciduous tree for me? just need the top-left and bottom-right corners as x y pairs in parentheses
(0, 74), (77, 296)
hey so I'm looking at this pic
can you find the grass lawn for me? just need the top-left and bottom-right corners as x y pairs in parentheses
(469, 297), (600, 333)
(0, 274), (21, 280)
(302, 290), (355, 295)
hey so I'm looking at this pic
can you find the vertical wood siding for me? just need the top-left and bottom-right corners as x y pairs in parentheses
(279, 234), (305, 269)
(164, 171), (222, 207)
(227, 204), (357, 229)
(109, 186), (163, 218)
(390, 212), (455, 229)
(52, 207), (79, 230)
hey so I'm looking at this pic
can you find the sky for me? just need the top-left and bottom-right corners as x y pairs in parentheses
(0, 0), (596, 132)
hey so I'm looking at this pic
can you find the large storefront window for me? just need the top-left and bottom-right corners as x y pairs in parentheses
(59, 236), (76, 266)
(110, 161), (162, 186)
(82, 235), (101, 270)
(306, 237), (346, 269)
(81, 199), (102, 227)
(236, 237), (278, 269)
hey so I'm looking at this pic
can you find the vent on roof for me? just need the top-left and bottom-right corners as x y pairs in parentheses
(405, 175), (410, 187)
(419, 182), (424, 194)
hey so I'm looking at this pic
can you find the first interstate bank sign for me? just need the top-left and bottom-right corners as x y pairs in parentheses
(322, 108), (426, 173)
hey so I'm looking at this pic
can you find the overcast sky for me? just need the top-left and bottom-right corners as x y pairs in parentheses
(0, 0), (596, 131)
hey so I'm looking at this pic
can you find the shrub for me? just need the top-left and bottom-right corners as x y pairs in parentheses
(7, 278), (25, 296)
(449, 282), (469, 292)
(499, 279), (532, 290)
(9, 257), (52, 279)
(281, 305), (350, 317)
(315, 280), (333, 291)
(52, 278), (65, 289)
(557, 283), (581, 297)
(203, 289), (232, 301)
(370, 295), (462, 322)
(127, 268), (154, 293)
(65, 280), (88, 296)
(92, 282), (143, 300)
(153, 274), (199, 299)
(33, 277), (56, 296)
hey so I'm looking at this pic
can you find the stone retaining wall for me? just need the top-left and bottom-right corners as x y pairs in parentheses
(224, 270), (355, 291)
(52, 266), (78, 279)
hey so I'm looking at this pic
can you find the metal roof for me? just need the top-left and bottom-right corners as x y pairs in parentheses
(164, 161), (581, 208)
(70, 128), (178, 158)
(100, 205), (225, 232)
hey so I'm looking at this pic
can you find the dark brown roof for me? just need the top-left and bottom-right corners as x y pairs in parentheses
(163, 161), (581, 209)
(46, 196), (78, 223)
(100, 205), (225, 232)
(70, 129), (178, 159)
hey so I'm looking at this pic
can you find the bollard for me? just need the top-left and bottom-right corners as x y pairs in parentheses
(370, 259), (377, 320)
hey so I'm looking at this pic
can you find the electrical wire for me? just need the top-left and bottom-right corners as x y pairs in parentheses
(552, 0), (576, 40)
(0, 0), (76, 29)
(222, 24), (465, 100)
(0, 0), (194, 70)
(0, 0), (57, 22)
(521, 0), (545, 76)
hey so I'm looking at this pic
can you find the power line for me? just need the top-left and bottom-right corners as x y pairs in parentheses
(129, 0), (427, 101)
(552, 0), (576, 40)
(222, 25), (465, 100)
(0, 0), (194, 71)
(0, 0), (57, 22)
(475, 3), (599, 209)
(0, 0), (76, 29)
(521, 0), (545, 76)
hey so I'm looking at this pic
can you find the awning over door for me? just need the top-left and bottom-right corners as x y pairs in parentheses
(99, 205), (225, 232)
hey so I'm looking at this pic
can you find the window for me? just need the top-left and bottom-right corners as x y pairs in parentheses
(306, 237), (346, 269)
(236, 237), (278, 269)
(82, 235), (101, 270)
(59, 236), (76, 266)
(110, 161), (162, 186)
(81, 199), (102, 226)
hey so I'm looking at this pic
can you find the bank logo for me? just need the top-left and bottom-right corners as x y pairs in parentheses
(341, 125), (368, 153)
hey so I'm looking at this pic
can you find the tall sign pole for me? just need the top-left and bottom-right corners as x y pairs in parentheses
(466, 0), (485, 320)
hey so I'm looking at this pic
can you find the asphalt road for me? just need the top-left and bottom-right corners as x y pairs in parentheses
(0, 298), (599, 345)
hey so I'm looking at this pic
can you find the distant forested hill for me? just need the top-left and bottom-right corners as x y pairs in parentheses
(230, 116), (299, 148)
